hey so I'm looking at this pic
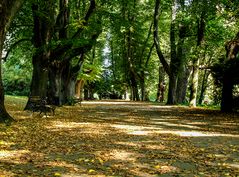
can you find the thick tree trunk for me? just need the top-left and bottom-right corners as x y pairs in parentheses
(189, 12), (205, 107)
(220, 32), (239, 112)
(167, 74), (177, 104)
(221, 75), (233, 112)
(176, 66), (190, 104)
(26, 2), (55, 109)
(0, 30), (14, 123)
(25, 55), (49, 109)
(48, 66), (62, 105)
(153, 0), (170, 76)
(140, 76), (146, 101)
(130, 72), (140, 101)
(75, 79), (84, 99)
(0, 0), (24, 123)
(198, 70), (210, 105)
(63, 74), (77, 103)
(156, 66), (165, 102)
(167, 0), (178, 105)
(189, 58), (200, 106)
(48, 62), (77, 105)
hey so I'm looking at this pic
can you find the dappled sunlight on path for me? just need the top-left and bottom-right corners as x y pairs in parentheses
(1, 99), (239, 176)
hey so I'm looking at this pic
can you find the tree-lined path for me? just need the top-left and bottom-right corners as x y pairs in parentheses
(1, 97), (239, 176)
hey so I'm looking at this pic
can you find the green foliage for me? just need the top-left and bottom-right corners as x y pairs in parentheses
(2, 46), (32, 96)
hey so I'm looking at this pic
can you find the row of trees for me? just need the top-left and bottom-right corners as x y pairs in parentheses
(0, 0), (239, 123)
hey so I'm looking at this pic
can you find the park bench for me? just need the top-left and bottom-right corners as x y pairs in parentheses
(74, 97), (82, 106)
(67, 97), (82, 106)
(28, 96), (55, 117)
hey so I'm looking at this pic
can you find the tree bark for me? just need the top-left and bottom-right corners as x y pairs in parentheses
(189, 58), (200, 106)
(156, 66), (165, 102)
(220, 33), (239, 112)
(75, 79), (84, 99)
(189, 12), (205, 107)
(27, 0), (100, 106)
(176, 66), (190, 104)
(198, 70), (210, 105)
(0, 0), (24, 123)
(25, 2), (54, 109)
(153, 0), (170, 75)
(221, 74), (233, 112)
(167, 0), (178, 105)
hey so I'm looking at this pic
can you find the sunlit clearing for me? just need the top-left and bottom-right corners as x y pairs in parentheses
(46, 121), (107, 135)
(151, 120), (202, 129)
(149, 105), (180, 109)
(115, 141), (165, 150)
(46, 161), (82, 171)
(0, 170), (15, 176)
(227, 163), (239, 169)
(111, 124), (161, 135)
(109, 150), (138, 161)
(0, 141), (14, 146)
(156, 130), (239, 137)
(128, 130), (149, 135)
(83, 101), (144, 105)
(0, 150), (30, 163)
(48, 121), (92, 129)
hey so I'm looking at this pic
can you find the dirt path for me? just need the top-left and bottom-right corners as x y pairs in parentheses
(1, 100), (239, 176)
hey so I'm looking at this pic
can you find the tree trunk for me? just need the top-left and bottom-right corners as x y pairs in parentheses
(189, 12), (205, 107)
(153, 0), (170, 76)
(84, 84), (89, 100)
(47, 66), (62, 105)
(167, 0), (178, 105)
(140, 75), (146, 101)
(176, 66), (190, 104)
(26, 2), (55, 109)
(75, 79), (84, 99)
(48, 62), (78, 105)
(189, 58), (200, 107)
(198, 70), (210, 105)
(0, 30), (14, 123)
(221, 75), (233, 112)
(130, 71), (140, 101)
(156, 66), (165, 102)
(0, 0), (24, 123)
(25, 54), (49, 109)
(167, 74), (177, 104)
(28, 0), (97, 106)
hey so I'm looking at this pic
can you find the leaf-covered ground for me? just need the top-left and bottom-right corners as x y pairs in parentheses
(1, 96), (239, 176)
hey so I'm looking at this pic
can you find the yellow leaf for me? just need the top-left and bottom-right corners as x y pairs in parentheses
(154, 165), (161, 169)
(98, 158), (104, 165)
(88, 169), (95, 173)
(54, 173), (61, 176)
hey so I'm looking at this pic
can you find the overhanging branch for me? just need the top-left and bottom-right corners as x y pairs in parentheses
(72, 0), (96, 39)
(2, 38), (31, 61)
(153, 0), (170, 75)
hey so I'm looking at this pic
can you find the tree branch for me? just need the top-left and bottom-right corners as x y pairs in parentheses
(145, 43), (155, 68)
(153, 0), (170, 75)
(72, 0), (96, 39)
(2, 38), (31, 61)
(139, 21), (153, 64)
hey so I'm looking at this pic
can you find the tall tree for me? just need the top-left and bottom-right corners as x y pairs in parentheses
(189, 2), (206, 107)
(24, 0), (102, 108)
(221, 32), (239, 112)
(154, 0), (185, 104)
(0, 0), (24, 123)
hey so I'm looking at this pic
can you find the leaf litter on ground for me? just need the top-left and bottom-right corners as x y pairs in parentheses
(0, 97), (239, 176)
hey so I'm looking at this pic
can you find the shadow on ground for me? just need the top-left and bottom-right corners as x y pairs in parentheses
(0, 100), (239, 176)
